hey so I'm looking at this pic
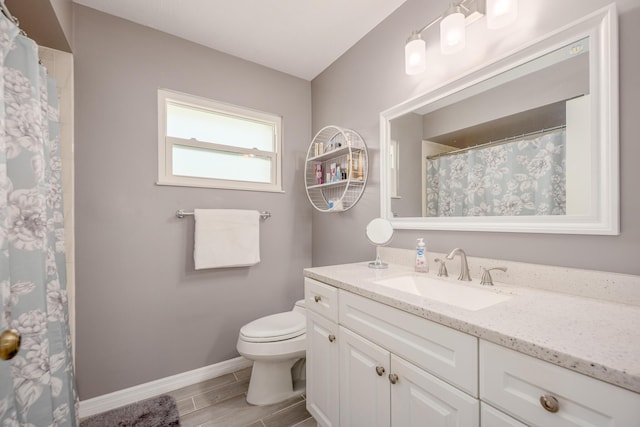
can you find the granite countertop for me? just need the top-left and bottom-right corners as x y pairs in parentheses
(304, 262), (640, 394)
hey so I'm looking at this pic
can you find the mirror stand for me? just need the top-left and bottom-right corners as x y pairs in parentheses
(369, 248), (387, 269)
(366, 218), (394, 269)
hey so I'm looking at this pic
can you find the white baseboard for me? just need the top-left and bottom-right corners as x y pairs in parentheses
(79, 356), (253, 418)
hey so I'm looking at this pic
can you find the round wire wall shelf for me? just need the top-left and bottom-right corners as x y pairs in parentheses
(304, 125), (369, 212)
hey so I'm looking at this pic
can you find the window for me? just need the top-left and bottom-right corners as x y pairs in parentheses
(157, 89), (283, 192)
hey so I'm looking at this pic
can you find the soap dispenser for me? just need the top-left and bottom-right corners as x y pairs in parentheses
(415, 238), (428, 273)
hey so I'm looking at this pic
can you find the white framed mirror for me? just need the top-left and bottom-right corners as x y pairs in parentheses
(380, 5), (618, 235)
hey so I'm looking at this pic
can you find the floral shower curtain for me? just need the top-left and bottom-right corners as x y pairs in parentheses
(426, 130), (566, 217)
(0, 12), (79, 427)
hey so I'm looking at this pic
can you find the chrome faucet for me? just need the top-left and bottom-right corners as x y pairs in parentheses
(480, 266), (507, 286)
(446, 248), (471, 281)
(434, 258), (448, 277)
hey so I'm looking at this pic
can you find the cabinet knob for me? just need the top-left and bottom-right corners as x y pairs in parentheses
(328, 334), (336, 343)
(314, 295), (322, 303)
(388, 373), (399, 384)
(375, 366), (385, 376)
(540, 395), (559, 413)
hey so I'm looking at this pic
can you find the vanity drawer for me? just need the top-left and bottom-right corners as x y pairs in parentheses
(304, 278), (338, 322)
(339, 290), (478, 396)
(480, 340), (640, 426)
(481, 403), (527, 427)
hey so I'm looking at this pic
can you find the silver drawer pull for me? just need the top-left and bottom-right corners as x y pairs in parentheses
(328, 334), (336, 342)
(540, 395), (559, 413)
(388, 373), (399, 384)
(314, 295), (322, 303)
(376, 366), (385, 376)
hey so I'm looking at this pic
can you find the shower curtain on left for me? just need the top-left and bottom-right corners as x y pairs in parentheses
(0, 12), (79, 427)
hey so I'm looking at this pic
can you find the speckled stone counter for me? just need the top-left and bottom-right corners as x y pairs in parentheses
(304, 262), (640, 394)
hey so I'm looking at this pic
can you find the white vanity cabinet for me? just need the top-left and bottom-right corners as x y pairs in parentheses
(339, 325), (479, 427)
(480, 340), (640, 426)
(339, 326), (390, 427)
(481, 403), (528, 427)
(306, 274), (640, 426)
(305, 279), (340, 427)
(305, 277), (480, 427)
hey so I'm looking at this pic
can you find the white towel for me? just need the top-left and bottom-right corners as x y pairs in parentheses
(193, 209), (261, 269)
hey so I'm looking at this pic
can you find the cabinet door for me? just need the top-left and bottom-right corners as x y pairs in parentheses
(306, 310), (340, 427)
(339, 327), (390, 427)
(391, 355), (479, 427)
(481, 403), (527, 427)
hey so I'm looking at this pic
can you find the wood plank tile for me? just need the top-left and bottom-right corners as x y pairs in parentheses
(262, 401), (311, 427)
(233, 366), (253, 382)
(176, 396), (196, 416)
(291, 417), (317, 427)
(180, 394), (251, 427)
(193, 378), (250, 409)
(168, 373), (237, 401)
(198, 395), (305, 427)
(167, 365), (310, 427)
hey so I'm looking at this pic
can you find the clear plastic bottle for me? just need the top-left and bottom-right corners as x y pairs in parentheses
(415, 238), (428, 273)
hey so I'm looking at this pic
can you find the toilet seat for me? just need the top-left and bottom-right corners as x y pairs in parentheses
(240, 311), (305, 343)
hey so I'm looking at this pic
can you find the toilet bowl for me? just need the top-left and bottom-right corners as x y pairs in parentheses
(236, 300), (306, 405)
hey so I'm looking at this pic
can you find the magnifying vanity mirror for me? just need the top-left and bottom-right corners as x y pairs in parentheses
(380, 6), (618, 235)
(366, 218), (394, 269)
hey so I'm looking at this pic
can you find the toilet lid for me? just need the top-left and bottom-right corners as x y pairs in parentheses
(240, 311), (306, 343)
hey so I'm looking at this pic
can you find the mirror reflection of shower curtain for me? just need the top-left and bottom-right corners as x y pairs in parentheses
(0, 13), (79, 427)
(426, 130), (566, 217)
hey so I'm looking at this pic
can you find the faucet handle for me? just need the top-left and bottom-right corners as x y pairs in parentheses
(434, 258), (448, 277)
(480, 266), (507, 286)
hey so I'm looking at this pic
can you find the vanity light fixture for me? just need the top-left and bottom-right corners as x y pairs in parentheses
(486, 0), (518, 29)
(440, 4), (466, 54)
(405, 31), (427, 75)
(404, 0), (518, 75)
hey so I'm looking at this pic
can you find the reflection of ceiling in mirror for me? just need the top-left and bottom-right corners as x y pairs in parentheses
(413, 38), (590, 116)
(428, 100), (568, 149)
(421, 52), (589, 150)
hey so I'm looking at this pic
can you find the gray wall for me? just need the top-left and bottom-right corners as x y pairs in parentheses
(311, 0), (640, 275)
(390, 113), (423, 217)
(74, 5), (312, 399)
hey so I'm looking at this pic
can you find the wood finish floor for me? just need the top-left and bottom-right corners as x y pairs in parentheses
(166, 367), (316, 427)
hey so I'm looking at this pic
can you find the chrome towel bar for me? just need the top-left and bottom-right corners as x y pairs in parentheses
(176, 209), (271, 220)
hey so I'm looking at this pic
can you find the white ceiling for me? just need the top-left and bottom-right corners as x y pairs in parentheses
(71, 0), (409, 80)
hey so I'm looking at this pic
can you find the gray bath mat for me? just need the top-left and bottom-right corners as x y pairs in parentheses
(80, 395), (180, 427)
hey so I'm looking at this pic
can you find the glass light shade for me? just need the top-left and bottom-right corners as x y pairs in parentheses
(440, 9), (466, 54)
(487, 0), (518, 29)
(405, 35), (426, 75)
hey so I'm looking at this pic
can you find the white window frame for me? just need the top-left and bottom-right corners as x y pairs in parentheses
(157, 89), (283, 192)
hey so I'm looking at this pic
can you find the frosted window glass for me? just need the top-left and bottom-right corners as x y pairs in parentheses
(172, 145), (272, 183)
(167, 103), (274, 151)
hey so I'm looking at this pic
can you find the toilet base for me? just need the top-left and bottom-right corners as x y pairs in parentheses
(246, 358), (305, 405)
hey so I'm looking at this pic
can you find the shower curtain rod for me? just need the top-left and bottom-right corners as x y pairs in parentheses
(426, 124), (567, 161)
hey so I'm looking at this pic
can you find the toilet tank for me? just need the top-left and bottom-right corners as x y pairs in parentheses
(292, 299), (305, 314)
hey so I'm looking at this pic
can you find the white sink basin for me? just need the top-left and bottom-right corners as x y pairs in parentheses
(373, 275), (512, 311)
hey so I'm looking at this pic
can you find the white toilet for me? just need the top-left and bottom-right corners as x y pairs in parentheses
(236, 300), (306, 405)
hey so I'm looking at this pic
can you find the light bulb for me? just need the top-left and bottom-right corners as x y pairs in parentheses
(487, 0), (518, 29)
(440, 6), (465, 55)
(405, 33), (426, 75)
